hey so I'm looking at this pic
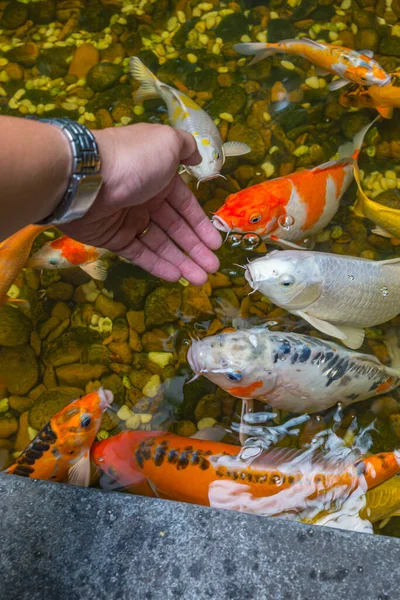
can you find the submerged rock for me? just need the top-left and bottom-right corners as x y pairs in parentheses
(227, 123), (266, 164)
(215, 13), (249, 42)
(6, 43), (39, 68)
(86, 62), (123, 92)
(56, 363), (109, 388)
(195, 394), (222, 422)
(0, 415), (18, 439)
(144, 286), (182, 327)
(0, 305), (32, 346)
(1, 3), (29, 29)
(28, 387), (83, 431)
(181, 285), (214, 323)
(68, 43), (99, 80)
(0, 346), (38, 395)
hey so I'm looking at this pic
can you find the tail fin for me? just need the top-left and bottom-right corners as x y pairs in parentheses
(338, 116), (380, 160)
(233, 42), (277, 65)
(129, 56), (160, 103)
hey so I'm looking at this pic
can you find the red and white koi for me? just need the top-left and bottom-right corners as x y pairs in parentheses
(212, 121), (374, 249)
(27, 235), (111, 281)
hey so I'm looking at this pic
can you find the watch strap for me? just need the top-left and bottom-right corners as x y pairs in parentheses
(28, 117), (103, 226)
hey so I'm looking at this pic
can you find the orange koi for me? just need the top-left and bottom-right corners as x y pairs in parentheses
(0, 224), (48, 308)
(92, 431), (400, 516)
(339, 83), (400, 119)
(5, 388), (113, 486)
(212, 122), (373, 248)
(27, 235), (111, 281)
(234, 39), (391, 90)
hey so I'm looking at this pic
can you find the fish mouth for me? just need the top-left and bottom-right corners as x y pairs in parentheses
(187, 345), (201, 374)
(197, 173), (227, 188)
(98, 387), (114, 410)
(244, 264), (254, 286)
(211, 216), (231, 232)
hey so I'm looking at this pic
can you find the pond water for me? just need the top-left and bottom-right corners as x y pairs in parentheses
(1, 0), (400, 537)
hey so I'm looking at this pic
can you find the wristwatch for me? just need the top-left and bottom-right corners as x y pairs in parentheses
(28, 117), (103, 226)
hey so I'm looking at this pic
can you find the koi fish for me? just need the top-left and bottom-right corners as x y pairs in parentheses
(244, 249), (400, 349)
(212, 121), (373, 250)
(352, 162), (400, 240)
(129, 57), (250, 185)
(186, 328), (400, 413)
(360, 475), (400, 527)
(4, 387), (113, 486)
(27, 235), (111, 281)
(234, 38), (391, 90)
(0, 224), (48, 308)
(91, 430), (400, 519)
(339, 84), (400, 119)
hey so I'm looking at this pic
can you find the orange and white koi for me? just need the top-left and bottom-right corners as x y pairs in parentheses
(0, 224), (48, 308)
(234, 39), (391, 90)
(91, 430), (400, 519)
(27, 235), (110, 281)
(339, 84), (400, 119)
(212, 121), (373, 249)
(4, 388), (113, 485)
(129, 57), (250, 185)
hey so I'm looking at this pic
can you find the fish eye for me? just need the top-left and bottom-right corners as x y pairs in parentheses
(213, 151), (220, 160)
(227, 371), (243, 382)
(249, 214), (262, 224)
(80, 415), (92, 428)
(279, 274), (295, 287)
(49, 258), (58, 266)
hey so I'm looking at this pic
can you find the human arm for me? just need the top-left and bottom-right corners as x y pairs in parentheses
(0, 117), (222, 285)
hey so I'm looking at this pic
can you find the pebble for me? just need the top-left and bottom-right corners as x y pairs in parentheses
(305, 76), (320, 89)
(220, 112), (233, 122)
(117, 405), (134, 421)
(261, 162), (275, 178)
(197, 417), (218, 429)
(148, 352), (173, 369)
(142, 374), (162, 398)
(126, 414), (141, 430)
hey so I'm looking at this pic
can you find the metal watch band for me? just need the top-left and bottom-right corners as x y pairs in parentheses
(28, 117), (103, 226)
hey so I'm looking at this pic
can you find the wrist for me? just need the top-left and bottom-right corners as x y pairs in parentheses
(33, 118), (103, 226)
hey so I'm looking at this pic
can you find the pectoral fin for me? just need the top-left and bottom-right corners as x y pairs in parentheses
(223, 141), (251, 157)
(351, 198), (366, 218)
(80, 259), (108, 281)
(329, 78), (350, 91)
(360, 49), (374, 58)
(266, 235), (306, 250)
(315, 67), (330, 76)
(68, 451), (91, 487)
(371, 226), (393, 238)
(377, 106), (394, 119)
(294, 311), (347, 340)
(336, 325), (365, 350)
(382, 257), (400, 265)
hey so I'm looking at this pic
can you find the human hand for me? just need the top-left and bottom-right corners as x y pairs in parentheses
(60, 123), (222, 285)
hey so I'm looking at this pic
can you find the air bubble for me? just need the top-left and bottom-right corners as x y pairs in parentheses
(278, 214), (295, 230)
(381, 286), (389, 297)
(227, 233), (243, 247)
(347, 274), (355, 281)
(241, 232), (262, 250)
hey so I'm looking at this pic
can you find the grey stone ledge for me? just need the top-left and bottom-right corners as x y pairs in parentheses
(0, 473), (399, 600)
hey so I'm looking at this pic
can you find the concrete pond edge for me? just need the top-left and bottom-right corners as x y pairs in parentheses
(0, 473), (399, 600)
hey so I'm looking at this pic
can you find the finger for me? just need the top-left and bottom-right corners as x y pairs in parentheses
(167, 175), (222, 250)
(119, 238), (182, 282)
(140, 222), (209, 285)
(151, 202), (220, 274)
(174, 129), (202, 165)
